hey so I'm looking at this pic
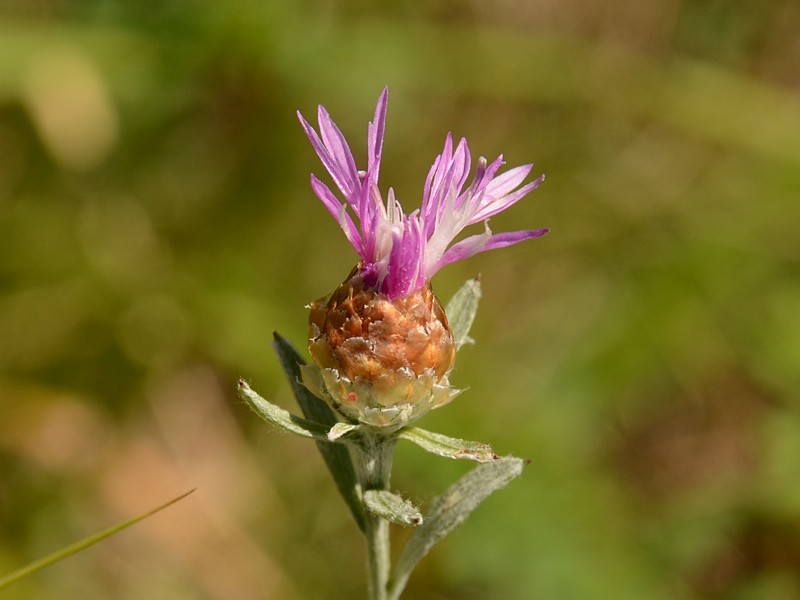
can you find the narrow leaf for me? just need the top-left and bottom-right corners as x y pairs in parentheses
(0, 489), (195, 590)
(364, 490), (423, 527)
(238, 380), (330, 441)
(389, 457), (526, 599)
(445, 277), (481, 349)
(398, 427), (499, 463)
(328, 422), (361, 441)
(272, 332), (365, 531)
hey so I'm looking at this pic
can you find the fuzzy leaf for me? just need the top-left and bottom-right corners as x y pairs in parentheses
(238, 380), (330, 440)
(364, 490), (423, 527)
(328, 422), (361, 441)
(389, 457), (526, 599)
(272, 333), (365, 531)
(445, 277), (481, 349)
(397, 427), (499, 462)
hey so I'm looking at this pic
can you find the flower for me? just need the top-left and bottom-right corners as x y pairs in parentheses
(303, 269), (457, 428)
(297, 87), (547, 300)
(298, 87), (546, 428)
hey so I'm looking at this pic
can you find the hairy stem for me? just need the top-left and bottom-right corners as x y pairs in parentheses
(353, 432), (396, 600)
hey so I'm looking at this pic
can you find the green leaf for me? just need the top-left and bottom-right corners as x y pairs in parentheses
(445, 277), (481, 350)
(238, 379), (331, 440)
(363, 490), (423, 527)
(0, 489), (195, 590)
(389, 457), (526, 599)
(397, 427), (499, 462)
(272, 332), (365, 532)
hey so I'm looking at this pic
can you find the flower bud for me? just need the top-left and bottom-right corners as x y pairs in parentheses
(303, 268), (458, 428)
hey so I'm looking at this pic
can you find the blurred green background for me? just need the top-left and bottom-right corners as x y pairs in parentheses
(2, 1), (800, 599)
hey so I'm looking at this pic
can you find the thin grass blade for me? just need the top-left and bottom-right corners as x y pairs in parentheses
(0, 489), (195, 590)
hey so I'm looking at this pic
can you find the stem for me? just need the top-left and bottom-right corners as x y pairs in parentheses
(353, 432), (396, 600)
(366, 507), (390, 600)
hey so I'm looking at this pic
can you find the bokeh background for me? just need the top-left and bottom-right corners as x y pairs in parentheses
(2, 1), (800, 599)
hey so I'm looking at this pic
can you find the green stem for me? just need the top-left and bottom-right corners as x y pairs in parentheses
(353, 432), (396, 600)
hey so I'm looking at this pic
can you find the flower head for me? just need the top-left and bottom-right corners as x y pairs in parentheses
(303, 268), (457, 428)
(298, 87), (547, 300)
(298, 88), (546, 428)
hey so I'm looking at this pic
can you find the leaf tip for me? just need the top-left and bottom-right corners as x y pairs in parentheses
(470, 275), (482, 294)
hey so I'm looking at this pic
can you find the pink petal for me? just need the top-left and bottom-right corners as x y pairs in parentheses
(310, 175), (363, 255)
(317, 105), (361, 199)
(367, 87), (388, 183)
(386, 216), (424, 297)
(422, 134), (454, 215)
(470, 173), (545, 224)
(436, 227), (549, 271)
(484, 163), (534, 199)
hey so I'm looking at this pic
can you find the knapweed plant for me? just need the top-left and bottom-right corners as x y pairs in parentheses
(239, 88), (546, 600)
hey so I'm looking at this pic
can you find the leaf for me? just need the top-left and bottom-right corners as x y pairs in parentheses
(272, 332), (365, 531)
(363, 490), (423, 527)
(0, 489), (195, 590)
(238, 379), (331, 441)
(397, 427), (499, 463)
(445, 277), (481, 350)
(328, 422), (361, 441)
(388, 457), (526, 600)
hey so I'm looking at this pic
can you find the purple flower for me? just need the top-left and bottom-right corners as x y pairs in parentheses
(298, 87), (547, 299)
